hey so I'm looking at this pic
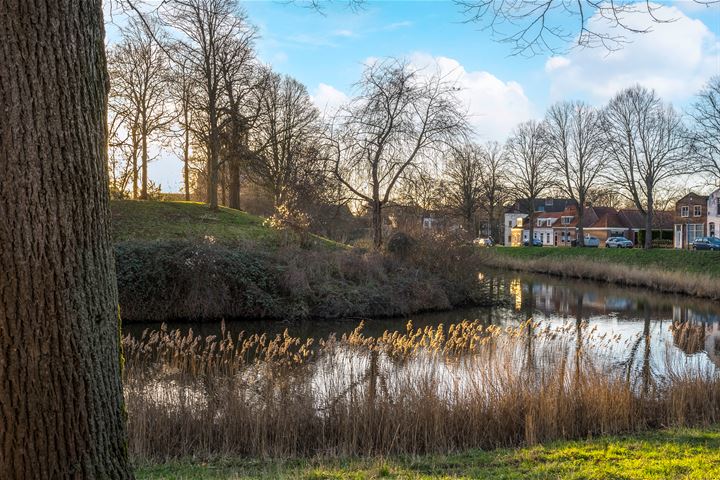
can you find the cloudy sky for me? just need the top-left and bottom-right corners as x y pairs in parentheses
(110, 1), (720, 192)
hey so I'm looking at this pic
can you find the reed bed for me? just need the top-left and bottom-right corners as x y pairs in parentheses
(123, 320), (720, 460)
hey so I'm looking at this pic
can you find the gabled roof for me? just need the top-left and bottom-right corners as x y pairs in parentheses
(506, 198), (577, 214)
(676, 192), (709, 204)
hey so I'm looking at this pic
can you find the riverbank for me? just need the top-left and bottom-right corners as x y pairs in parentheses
(112, 200), (485, 322)
(478, 247), (720, 301)
(136, 426), (720, 479)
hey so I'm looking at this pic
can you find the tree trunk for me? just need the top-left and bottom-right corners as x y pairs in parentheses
(645, 189), (654, 249)
(0, 2), (133, 478)
(372, 200), (383, 249)
(228, 159), (241, 210)
(183, 136), (190, 201)
(207, 108), (219, 210)
(576, 206), (585, 247)
(140, 124), (148, 200)
(527, 201), (535, 247)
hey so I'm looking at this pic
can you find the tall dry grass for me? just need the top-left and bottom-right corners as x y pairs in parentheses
(123, 320), (720, 460)
(478, 251), (720, 301)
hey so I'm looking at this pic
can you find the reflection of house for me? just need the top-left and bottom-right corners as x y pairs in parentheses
(674, 192), (708, 249)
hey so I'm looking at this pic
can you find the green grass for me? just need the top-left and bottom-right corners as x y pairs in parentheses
(110, 200), (344, 249)
(135, 427), (720, 479)
(491, 246), (720, 278)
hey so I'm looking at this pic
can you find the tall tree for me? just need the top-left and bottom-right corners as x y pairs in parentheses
(329, 58), (467, 248)
(602, 85), (689, 249)
(247, 72), (323, 210)
(169, 54), (197, 200)
(505, 120), (553, 245)
(1, 1), (132, 478)
(544, 100), (606, 246)
(478, 141), (509, 242)
(688, 76), (720, 186)
(108, 16), (171, 200)
(443, 143), (484, 234)
(162, 0), (254, 210)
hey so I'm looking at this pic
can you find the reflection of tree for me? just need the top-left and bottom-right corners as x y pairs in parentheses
(642, 304), (652, 394)
(523, 282), (536, 372)
(575, 295), (584, 382)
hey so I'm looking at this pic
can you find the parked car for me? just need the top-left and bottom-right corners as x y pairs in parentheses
(692, 236), (720, 251)
(583, 236), (600, 247)
(605, 237), (634, 248)
(571, 236), (599, 247)
(473, 237), (494, 247)
(523, 238), (543, 247)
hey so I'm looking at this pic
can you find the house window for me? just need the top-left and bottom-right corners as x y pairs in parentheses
(681, 206), (689, 217)
(694, 205), (702, 217)
(711, 222), (716, 238)
(545, 199), (554, 206)
(561, 216), (572, 225)
(716, 200), (719, 216)
(688, 224), (704, 244)
(508, 220), (512, 228)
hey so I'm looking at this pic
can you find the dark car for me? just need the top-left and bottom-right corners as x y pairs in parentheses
(523, 238), (543, 247)
(692, 236), (720, 251)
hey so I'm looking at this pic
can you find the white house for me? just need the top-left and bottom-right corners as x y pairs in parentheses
(708, 188), (720, 239)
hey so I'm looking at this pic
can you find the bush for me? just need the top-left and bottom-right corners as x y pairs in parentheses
(386, 231), (415, 256)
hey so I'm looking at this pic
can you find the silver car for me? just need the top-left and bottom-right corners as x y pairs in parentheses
(605, 237), (633, 248)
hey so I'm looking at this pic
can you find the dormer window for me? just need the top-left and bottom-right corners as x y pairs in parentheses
(681, 206), (689, 217)
(694, 205), (702, 217)
(545, 199), (554, 207)
(561, 216), (572, 225)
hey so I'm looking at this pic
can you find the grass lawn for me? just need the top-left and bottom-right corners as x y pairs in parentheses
(110, 200), (344, 249)
(490, 246), (720, 278)
(136, 427), (720, 479)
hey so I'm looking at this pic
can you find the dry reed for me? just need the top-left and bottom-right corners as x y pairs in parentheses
(123, 320), (720, 460)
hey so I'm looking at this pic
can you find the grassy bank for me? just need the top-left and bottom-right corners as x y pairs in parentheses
(479, 247), (720, 300)
(112, 200), (484, 322)
(136, 427), (720, 479)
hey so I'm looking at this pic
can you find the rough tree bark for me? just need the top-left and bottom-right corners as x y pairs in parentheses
(0, 1), (133, 478)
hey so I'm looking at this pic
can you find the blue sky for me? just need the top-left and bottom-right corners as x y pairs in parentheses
(106, 1), (720, 192)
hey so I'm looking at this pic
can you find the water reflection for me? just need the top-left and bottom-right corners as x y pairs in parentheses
(125, 270), (720, 372)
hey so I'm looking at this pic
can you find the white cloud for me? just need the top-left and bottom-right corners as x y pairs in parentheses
(545, 56), (571, 72)
(546, 3), (720, 103)
(383, 21), (413, 31)
(408, 53), (534, 140)
(333, 29), (356, 38)
(311, 83), (349, 116)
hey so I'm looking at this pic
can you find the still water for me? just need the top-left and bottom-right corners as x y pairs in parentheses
(125, 270), (720, 370)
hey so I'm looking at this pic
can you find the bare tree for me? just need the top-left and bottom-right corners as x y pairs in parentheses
(108, 15), (172, 199)
(161, 0), (255, 210)
(443, 143), (485, 235)
(454, 1), (718, 55)
(247, 72), (324, 210)
(168, 54), (197, 200)
(478, 141), (509, 242)
(505, 120), (553, 244)
(602, 85), (689, 249)
(1, 2), (132, 477)
(218, 34), (259, 209)
(544, 100), (606, 246)
(328, 59), (467, 249)
(688, 76), (720, 186)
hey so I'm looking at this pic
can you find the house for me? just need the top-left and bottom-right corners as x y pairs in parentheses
(707, 188), (720, 239)
(503, 198), (576, 245)
(674, 192), (709, 249)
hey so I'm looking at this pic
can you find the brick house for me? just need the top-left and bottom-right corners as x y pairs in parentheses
(674, 192), (709, 249)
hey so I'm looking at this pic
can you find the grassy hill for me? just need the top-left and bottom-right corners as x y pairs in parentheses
(110, 200), (342, 249)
